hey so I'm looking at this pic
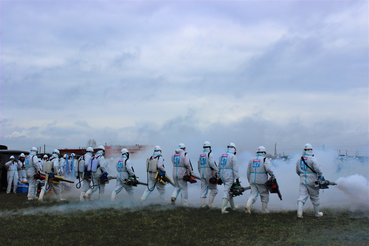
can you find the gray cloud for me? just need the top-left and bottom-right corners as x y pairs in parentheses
(1, 1), (367, 156)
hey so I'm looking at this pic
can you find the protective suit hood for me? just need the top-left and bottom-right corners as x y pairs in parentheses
(175, 148), (183, 154)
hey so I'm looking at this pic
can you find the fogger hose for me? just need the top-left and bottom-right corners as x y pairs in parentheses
(76, 175), (82, 189)
(146, 171), (158, 192)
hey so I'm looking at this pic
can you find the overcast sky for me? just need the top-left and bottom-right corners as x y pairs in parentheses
(1, 0), (368, 156)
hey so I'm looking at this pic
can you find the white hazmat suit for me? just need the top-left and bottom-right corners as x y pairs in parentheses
(111, 154), (136, 201)
(218, 143), (239, 213)
(59, 156), (65, 176)
(78, 152), (93, 201)
(141, 150), (166, 202)
(25, 150), (41, 200)
(171, 147), (195, 206)
(17, 155), (27, 184)
(5, 158), (20, 194)
(246, 148), (274, 213)
(84, 151), (107, 200)
(39, 155), (63, 201)
(198, 147), (218, 207)
(296, 144), (324, 218)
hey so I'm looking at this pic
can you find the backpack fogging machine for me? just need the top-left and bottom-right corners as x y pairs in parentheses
(265, 177), (282, 200)
(229, 183), (251, 197)
(183, 173), (201, 184)
(75, 158), (87, 189)
(315, 176), (337, 189)
(36, 171), (74, 201)
(155, 171), (175, 186)
(34, 172), (74, 184)
(124, 176), (148, 186)
(209, 172), (223, 185)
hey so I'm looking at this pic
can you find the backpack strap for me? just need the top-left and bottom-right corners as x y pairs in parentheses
(301, 156), (317, 174)
(207, 151), (215, 171)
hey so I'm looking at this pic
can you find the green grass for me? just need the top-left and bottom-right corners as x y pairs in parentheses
(0, 193), (368, 246)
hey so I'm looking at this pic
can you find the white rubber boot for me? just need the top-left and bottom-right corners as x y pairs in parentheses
(171, 196), (176, 205)
(221, 198), (229, 214)
(245, 198), (253, 214)
(208, 194), (216, 208)
(297, 201), (304, 218)
(80, 192), (85, 202)
(38, 188), (46, 201)
(229, 197), (238, 211)
(201, 197), (206, 208)
(140, 193), (146, 203)
(182, 198), (189, 207)
(314, 205), (323, 217)
(111, 191), (116, 202)
(262, 202), (270, 213)
(99, 193), (104, 200)
(83, 189), (92, 199)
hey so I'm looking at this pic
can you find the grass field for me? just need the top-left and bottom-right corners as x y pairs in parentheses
(0, 193), (368, 246)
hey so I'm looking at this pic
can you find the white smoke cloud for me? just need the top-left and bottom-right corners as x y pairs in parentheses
(2, 146), (367, 218)
(336, 174), (369, 211)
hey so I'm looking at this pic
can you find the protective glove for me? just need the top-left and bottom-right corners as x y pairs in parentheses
(271, 175), (276, 182)
(236, 179), (240, 186)
(76, 175), (80, 180)
(49, 173), (55, 178)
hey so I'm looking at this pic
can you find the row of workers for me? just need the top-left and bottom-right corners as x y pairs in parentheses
(6, 142), (323, 218)
(76, 142), (324, 218)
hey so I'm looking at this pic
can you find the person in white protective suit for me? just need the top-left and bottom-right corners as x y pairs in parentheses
(141, 146), (166, 203)
(17, 153), (27, 184)
(245, 146), (275, 213)
(171, 143), (196, 206)
(296, 143), (324, 218)
(84, 145), (108, 200)
(218, 142), (240, 214)
(111, 148), (136, 202)
(78, 147), (94, 201)
(198, 141), (218, 208)
(39, 149), (64, 201)
(25, 147), (41, 200)
(5, 156), (21, 194)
